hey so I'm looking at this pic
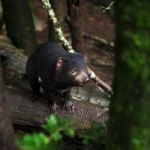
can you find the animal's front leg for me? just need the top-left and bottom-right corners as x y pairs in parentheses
(62, 90), (74, 112)
(45, 91), (59, 113)
(30, 79), (40, 102)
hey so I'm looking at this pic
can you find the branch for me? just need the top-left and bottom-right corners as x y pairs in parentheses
(100, 1), (115, 13)
(83, 32), (114, 48)
(41, 0), (74, 53)
(41, 0), (113, 96)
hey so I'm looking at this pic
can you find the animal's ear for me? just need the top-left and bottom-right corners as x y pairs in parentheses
(56, 57), (64, 71)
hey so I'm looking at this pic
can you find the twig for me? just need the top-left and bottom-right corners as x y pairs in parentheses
(100, 1), (115, 13)
(40, 0), (113, 96)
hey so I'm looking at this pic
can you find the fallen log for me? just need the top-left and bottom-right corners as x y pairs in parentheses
(0, 41), (27, 88)
(8, 87), (108, 129)
(0, 41), (108, 129)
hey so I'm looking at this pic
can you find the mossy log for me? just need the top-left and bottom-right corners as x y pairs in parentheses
(0, 43), (108, 129)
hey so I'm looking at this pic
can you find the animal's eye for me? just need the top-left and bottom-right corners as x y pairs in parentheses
(69, 69), (77, 76)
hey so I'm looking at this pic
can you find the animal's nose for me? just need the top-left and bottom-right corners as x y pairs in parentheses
(83, 76), (89, 84)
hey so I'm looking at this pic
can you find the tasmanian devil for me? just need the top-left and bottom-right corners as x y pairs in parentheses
(26, 42), (89, 113)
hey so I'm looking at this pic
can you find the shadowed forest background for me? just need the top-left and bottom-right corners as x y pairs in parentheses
(0, 0), (150, 150)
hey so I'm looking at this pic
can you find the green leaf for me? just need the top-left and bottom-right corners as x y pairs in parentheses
(52, 132), (62, 141)
(43, 115), (58, 133)
(83, 138), (89, 145)
(16, 133), (49, 150)
(65, 128), (75, 137)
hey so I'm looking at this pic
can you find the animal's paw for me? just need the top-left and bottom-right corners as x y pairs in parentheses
(48, 103), (59, 114)
(63, 101), (74, 112)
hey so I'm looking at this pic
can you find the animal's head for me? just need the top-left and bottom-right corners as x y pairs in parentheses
(55, 53), (89, 87)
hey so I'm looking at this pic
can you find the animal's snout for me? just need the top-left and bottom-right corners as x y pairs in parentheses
(75, 71), (89, 86)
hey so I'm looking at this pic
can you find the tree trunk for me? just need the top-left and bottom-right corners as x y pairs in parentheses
(0, 59), (15, 150)
(0, 14), (4, 33)
(67, 0), (85, 53)
(1, 0), (37, 55)
(108, 0), (150, 149)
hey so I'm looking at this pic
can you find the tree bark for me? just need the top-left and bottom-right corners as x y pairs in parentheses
(108, 0), (150, 149)
(8, 87), (108, 129)
(1, 0), (37, 55)
(67, 0), (85, 53)
(0, 13), (4, 33)
(0, 59), (15, 150)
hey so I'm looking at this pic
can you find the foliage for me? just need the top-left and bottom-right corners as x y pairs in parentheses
(108, 0), (150, 149)
(16, 115), (107, 150)
(80, 123), (107, 150)
(16, 115), (75, 150)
